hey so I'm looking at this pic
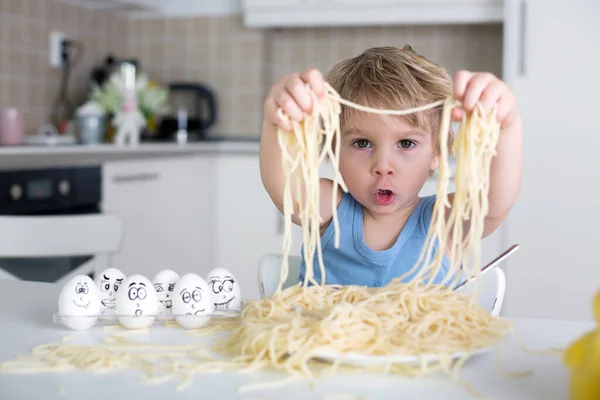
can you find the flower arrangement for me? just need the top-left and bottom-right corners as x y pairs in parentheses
(90, 72), (170, 134)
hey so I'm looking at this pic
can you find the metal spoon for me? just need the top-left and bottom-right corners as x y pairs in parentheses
(453, 244), (519, 291)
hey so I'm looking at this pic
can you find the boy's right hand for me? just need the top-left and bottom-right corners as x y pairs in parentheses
(263, 69), (326, 132)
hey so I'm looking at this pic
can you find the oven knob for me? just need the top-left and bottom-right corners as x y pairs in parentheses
(9, 184), (22, 201)
(58, 180), (70, 196)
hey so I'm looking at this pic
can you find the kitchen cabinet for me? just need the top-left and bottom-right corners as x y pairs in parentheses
(102, 156), (217, 280)
(101, 152), (303, 301)
(501, 0), (600, 321)
(242, 0), (503, 27)
(213, 154), (304, 301)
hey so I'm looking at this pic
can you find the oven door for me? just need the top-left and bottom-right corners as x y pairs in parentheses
(0, 255), (95, 285)
(0, 166), (102, 284)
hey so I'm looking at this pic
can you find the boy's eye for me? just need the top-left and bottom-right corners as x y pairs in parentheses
(398, 139), (415, 149)
(353, 139), (371, 149)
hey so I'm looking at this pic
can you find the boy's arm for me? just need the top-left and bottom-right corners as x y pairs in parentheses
(446, 71), (523, 239)
(481, 116), (522, 237)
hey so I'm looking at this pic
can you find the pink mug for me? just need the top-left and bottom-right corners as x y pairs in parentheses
(0, 107), (24, 146)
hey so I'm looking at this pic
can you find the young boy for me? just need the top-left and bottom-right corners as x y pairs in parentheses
(259, 45), (522, 287)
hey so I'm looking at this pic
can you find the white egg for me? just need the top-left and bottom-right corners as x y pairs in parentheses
(115, 274), (157, 329)
(206, 268), (242, 312)
(173, 273), (214, 329)
(58, 275), (101, 330)
(152, 269), (180, 321)
(94, 268), (126, 316)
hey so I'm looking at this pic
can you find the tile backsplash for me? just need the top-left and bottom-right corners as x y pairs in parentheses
(0, 0), (125, 133)
(121, 16), (266, 138)
(0, 0), (502, 137)
(266, 24), (503, 87)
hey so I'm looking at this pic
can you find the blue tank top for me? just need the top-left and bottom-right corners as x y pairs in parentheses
(298, 192), (452, 287)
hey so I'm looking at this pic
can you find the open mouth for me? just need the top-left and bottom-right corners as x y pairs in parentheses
(160, 300), (172, 308)
(73, 300), (90, 309)
(214, 297), (235, 310)
(101, 299), (116, 308)
(374, 189), (394, 206)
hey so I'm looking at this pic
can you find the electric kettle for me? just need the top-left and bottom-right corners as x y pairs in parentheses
(156, 82), (218, 141)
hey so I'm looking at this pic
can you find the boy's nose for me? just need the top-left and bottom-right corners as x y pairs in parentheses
(374, 167), (394, 176)
(373, 158), (395, 176)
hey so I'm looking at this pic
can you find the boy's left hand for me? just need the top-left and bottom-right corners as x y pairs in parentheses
(451, 70), (519, 130)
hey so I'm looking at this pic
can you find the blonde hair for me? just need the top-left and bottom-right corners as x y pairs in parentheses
(325, 45), (454, 152)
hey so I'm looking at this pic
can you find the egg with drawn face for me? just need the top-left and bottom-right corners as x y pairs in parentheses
(58, 275), (101, 330)
(115, 274), (157, 329)
(94, 268), (126, 314)
(206, 268), (242, 312)
(152, 269), (179, 321)
(173, 273), (214, 329)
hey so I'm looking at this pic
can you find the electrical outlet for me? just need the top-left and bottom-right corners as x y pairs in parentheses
(49, 30), (65, 68)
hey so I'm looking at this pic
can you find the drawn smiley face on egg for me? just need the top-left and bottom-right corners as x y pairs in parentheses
(206, 268), (242, 312)
(115, 274), (157, 329)
(152, 269), (179, 320)
(94, 268), (125, 313)
(173, 273), (214, 329)
(58, 275), (101, 330)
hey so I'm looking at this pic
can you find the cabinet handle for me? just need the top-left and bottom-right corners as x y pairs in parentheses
(519, 0), (528, 76)
(112, 173), (160, 184)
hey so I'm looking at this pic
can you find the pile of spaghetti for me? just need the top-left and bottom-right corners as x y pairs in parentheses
(214, 82), (512, 378)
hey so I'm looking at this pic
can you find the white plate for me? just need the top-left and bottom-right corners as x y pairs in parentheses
(313, 345), (494, 367)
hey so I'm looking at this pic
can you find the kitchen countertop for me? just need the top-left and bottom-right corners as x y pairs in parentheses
(0, 142), (456, 182)
(0, 141), (261, 170)
(0, 279), (593, 400)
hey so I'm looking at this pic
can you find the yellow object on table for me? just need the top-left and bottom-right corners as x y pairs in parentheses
(564, 291), (600, 400)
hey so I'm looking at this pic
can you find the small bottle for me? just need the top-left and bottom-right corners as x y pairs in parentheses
(176, 107), (188, 145)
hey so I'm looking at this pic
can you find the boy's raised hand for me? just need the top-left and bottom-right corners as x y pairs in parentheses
(263, 69), (326, 132)
(451, 70), (519, 131)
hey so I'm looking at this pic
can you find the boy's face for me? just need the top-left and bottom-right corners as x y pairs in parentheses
(339, 113), (439, 217)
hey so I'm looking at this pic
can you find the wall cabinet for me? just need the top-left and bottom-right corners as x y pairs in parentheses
(501, 0), (600, 321)
(62, 0), (503, 24)
(242, 0), (503, 27)
(58, 0), (241, 16)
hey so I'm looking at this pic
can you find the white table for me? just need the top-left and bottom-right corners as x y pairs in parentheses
(0, 279), (592, 400)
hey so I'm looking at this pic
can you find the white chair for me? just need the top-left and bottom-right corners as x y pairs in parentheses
(0, 214), (124, 286)
(257, 254), (303, 298)
(257, 253), (506, 316)
(455, 267), (506, 317)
